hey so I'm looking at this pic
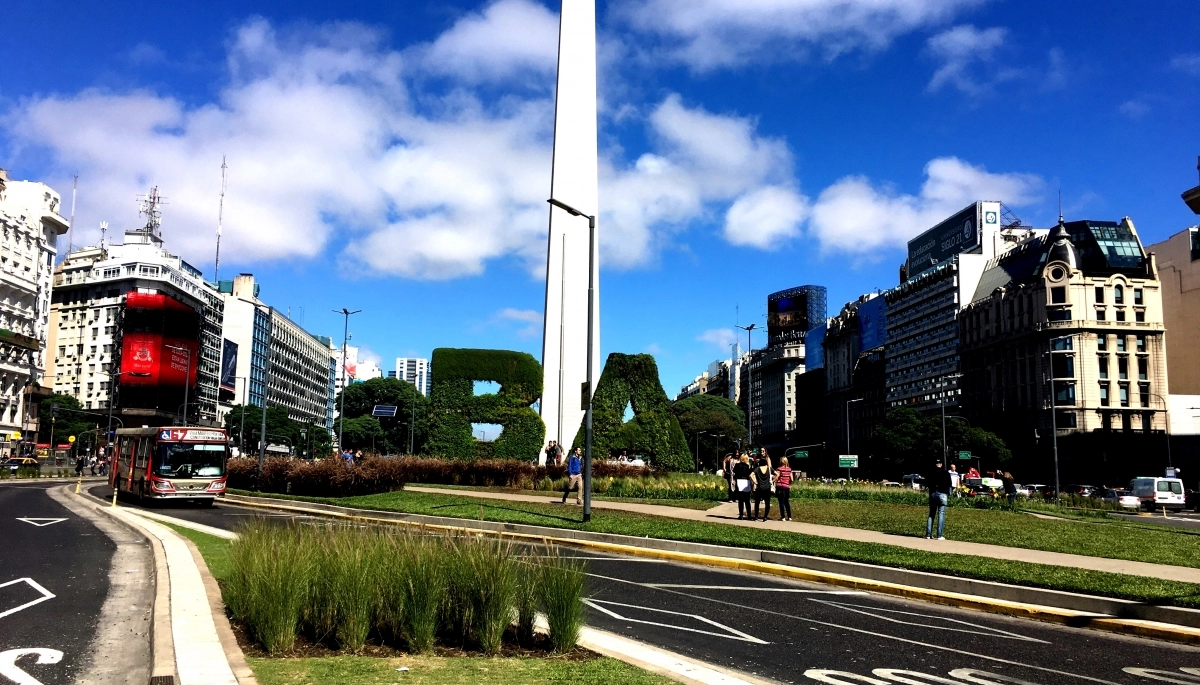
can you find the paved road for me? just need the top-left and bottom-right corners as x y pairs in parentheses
(87, 485), (1200, 685)
(0, 482), (118, 685)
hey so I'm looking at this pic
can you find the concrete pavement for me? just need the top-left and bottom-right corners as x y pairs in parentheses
(404, 485), (1200, 584)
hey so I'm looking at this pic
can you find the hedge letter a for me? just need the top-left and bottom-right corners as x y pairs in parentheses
(425, 348), (545, 461)
(572, 353), (691, 471)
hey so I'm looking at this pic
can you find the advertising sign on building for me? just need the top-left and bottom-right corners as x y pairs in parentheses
(220, 339), (238, 392)
(857, 296), (887, 351)
(119, 292), (201, 412)
(767, 285), (827, 347)
(906, 202), (1001, 277)
(806, 323), (826, 369)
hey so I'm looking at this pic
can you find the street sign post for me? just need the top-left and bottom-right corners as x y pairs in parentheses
(795, 451), (808, 459)
(371, 405), (398, 418)
(839, 454), (858, 480)
(958, 451), (971, 460)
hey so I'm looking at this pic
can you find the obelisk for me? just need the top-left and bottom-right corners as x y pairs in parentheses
(540, 0), (599, 464)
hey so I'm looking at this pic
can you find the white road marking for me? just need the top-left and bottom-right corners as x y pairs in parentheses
(805, 669), (891, 685)
(1181, 670), (1200, 677)
(0, 648), (62, 685)
(583, 598), (769, 644)
(810, 600), (1047, 643)
(645, 584), (866, 594)
(873, 669), (976, 685)
(1123, 669), (1200, 684)
(14, 519), (66, 527)
(0, 579), (55, 619)
(948, 669), (1043, 685)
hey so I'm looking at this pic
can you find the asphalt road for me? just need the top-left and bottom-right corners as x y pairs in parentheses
(0, 482), (118, 685)
(86, 485), (1200, 685)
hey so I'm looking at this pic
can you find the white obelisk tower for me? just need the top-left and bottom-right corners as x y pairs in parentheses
(540, 0), (600, 464)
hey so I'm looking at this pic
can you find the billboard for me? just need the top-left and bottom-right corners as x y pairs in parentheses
(767, 285), (827, 347)
(857, 296), (887, 351)
(118, 292), (201, 414)
(806, 323), (826, 369)
(220, 339), (238, 392)
(906, 202), (999, 277)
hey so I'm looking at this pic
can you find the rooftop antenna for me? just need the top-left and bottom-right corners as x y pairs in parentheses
(1058, 189), (1063, 224)
(67, 175), (77, 254)
(136, 187), (166, 244)
(214, 157), (227, 282)
(100, 221), (108, 250)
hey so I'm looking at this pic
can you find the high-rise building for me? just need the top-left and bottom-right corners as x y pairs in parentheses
(47, 190), (223, 425)
(0, 170), (68, 452)
(218, 274), (335, 430)
(746, 286), (826, 445)
(824, 294), (888, 454)
(395, 357), (430, 396)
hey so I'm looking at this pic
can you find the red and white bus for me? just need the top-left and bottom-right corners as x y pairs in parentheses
(110, 426), (228, 505)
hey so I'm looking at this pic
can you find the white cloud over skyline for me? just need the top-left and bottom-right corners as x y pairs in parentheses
(697, 328), (737, 351)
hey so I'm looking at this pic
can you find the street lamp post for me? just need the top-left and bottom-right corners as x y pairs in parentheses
(547, 198), (596, 523)
(334, 308), (361, 454)
(163, 343), (192, 426)
(937, 373), (964, 467)
(693, 431), (707, 473)
(106, 370), (148, 457)
(736, 323), (758, 445)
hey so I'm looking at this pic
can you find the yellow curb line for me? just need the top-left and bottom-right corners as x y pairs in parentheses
(223, 495), (1200, 645)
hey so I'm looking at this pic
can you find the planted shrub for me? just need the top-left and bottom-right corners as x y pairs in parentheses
(539, 549), (586, 652)
(330, 531), (378, 652)
(465, 537), (520, 654)
(514, 554), (539, 645)
(400, 536), (446, 653)
(224, 521), (310, 654)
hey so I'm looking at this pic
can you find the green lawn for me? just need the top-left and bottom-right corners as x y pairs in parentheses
(231, 488), (1200, 609)
(409, 484), (718, 510)
(163, 523), (233, 580)
(248, 655), (674, 684)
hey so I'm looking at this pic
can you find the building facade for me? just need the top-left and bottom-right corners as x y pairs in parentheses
(395, 357), (430, 396)
(0, 171), (68, 451)
(47, 196), (223, 426)
(960, 220), (1168, 466)
(1148, 226), (1200, 396)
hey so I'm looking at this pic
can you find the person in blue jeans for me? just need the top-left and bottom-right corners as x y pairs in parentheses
(561, 448), (583, 505)
(926, 460), (952, 540)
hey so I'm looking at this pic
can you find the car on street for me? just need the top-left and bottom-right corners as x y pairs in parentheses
(1129, 476), (1186, 512)
(5, 457), (40, 474)
(1061, 484), (1098, 497)
(901, 474), (925, 489)
(1098, 488), (1141, 510)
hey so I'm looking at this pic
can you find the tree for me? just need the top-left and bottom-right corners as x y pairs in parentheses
(340, 416), (384, 451)
(337, 377), (431, 454)
(869, 408), (1011, 476)
(301, 422), (334, 459)
(224, 404), (301, 455)
(672, 394), (747, 470)
(38, 394), (95, 447)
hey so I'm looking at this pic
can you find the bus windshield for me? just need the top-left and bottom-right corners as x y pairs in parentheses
(154, 443), (226, 478)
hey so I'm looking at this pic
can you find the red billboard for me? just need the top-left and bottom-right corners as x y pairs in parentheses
(118, 292), (201, 415)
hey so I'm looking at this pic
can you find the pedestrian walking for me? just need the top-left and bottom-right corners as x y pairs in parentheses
(751, 456), (773, 521)
(775, 457), (793, 521)
(544, 440), (560, 467)
(926, 460), (952, 540)
(89, 455), (97, 476)
(561, 447), (583, 505)
(732, 454), (753, 519)
(74, 455), (85, 478)
(1002, 471), (1018, 510)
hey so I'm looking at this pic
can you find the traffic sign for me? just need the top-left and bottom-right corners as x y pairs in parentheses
(838, 455), (858, 469)
(372, 405), (398, 417)
(794, 450), (809, 459)
(958, 451), (971, 460)
(68, 436), (75, 444)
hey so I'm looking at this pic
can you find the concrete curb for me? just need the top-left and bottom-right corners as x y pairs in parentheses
(223, 492), (1200, 644)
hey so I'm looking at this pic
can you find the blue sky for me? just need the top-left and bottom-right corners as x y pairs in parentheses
(2, 0), (1198, 396)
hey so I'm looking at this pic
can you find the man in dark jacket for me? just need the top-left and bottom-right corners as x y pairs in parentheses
(926, 460), (952, 540)
(561, 448), (583, 505)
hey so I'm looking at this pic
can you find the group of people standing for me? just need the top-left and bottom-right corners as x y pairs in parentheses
(74, 454), (107, 477)
(722, 450), (793, 521)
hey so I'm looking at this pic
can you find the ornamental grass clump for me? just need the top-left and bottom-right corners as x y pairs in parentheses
(539, 548), (586, 652)
(399, 535), (446, 653)
(329, 530), (379, 652)
(464, 536), (520, 654)
(225, 521), (311, 654)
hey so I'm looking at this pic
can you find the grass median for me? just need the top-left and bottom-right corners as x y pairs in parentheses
(230, 488), (1200, 609)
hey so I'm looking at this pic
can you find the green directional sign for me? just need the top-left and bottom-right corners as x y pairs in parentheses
(794, 450), (809, 459)
(838, 455), (859, 469)
(958, 451), (972, 460)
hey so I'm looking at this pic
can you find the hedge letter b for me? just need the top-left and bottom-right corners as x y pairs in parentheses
(425, 348), (545, 460)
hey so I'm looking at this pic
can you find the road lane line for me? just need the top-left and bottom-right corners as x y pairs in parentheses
(0, 578), (55, 619)
(645, 584), (867, 593)
(809, 600), (1047, 643)
(1123, 669), (1200, 684)
(585, 599), (768, 644)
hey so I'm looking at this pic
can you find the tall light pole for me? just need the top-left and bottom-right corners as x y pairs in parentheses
(106, 370), (148, 457)
(334, 308), (361, 454)
(937, 373), (963, 467)
(736, 323), (758, 445)
(547, 198), (596, 523)
(163, 343), (192, 425)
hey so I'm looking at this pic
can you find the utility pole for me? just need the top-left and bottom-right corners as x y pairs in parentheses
(334, 308), (361, 453)
(214, 157), (227, 282)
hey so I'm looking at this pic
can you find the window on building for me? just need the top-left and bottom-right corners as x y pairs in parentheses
(1116, 309), (1126, 322)
(1048, 308), (1071, 322)
(1096, 308), (1106, 321)
(1135, 310), (1145, 322)
(1052, 354), (1075, 379)
(1051, 286), (1067, 304)
(1100, 383), (1110, 406)
(1097, 335), (1107, 351)
(1138, 357), (1148, 380)
(57, 346), (64, 357)
(1119, 385), (1130, 407)
(1140, 384), (1151, 407)
(1136, 335), (1146, 352)
(1192, 228), (1200, 261)
(1114, 284), (1124, 304)
(89, 346), (96, 355)
(1099, 357), (1109, 379)
(1118, 357), (1128, 380)
(1055, 410), (1078, 428)
(1134, 288), (1143, 305)
(1051, 336), (1073, 351)
(1095, 286), (1105, 303)
(1054, 382), (1076, 405)
(1116, 336), (1126, 352)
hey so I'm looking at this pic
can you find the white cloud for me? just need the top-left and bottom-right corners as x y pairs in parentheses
(615, 0), (982, 71)
(807, 157), (1041, 255)
(698, 328), (737, 351)
(926, 25), (1009, 94)
(493, 307), (543, 337)
(1171, 53), (1200, 76)
(1118, 100), (1150, 119)
(418, 0), (559, 83)
(724, 185), (809, 249)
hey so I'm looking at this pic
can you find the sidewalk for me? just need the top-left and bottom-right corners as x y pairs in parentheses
(404, 486), (1200, 585)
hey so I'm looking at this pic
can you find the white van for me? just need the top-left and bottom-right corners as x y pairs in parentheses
(1128, 477), (1186, 512)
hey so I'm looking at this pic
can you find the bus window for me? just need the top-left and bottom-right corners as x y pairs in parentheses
(120, 438), (133, 463)
(136, 439), (150, 468)
(155, 444), (226, 479)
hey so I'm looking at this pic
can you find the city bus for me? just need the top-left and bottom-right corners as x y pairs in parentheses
(109, 426), (228, 505)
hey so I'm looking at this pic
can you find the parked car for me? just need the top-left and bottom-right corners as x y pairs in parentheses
(1129, 477), (1186, 512)
(5, 457), (40, 474)
(1098, 488), (1141, 510)
(901, 474), (925, 490)
(1061, 484), (1098, 497)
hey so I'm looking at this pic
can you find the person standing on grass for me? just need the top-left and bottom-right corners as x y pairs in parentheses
(926, 460), (952, 540)
(948, 463), (961, 497)
(732, 454), (753, 519)
(722, 454), (736, 502)
(1002, 471), (1017, 510)
(561, 447), (583, 505)
(751, 455), (773, 521)
(775, 457), (793, 521)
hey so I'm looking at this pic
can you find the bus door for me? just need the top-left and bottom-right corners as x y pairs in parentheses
(117, 437), (134, 491)
(135, 438), (151, 496)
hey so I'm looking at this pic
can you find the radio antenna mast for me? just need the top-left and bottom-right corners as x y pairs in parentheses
(67, 175), (77, 255)
(214, 157), (227, 282)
